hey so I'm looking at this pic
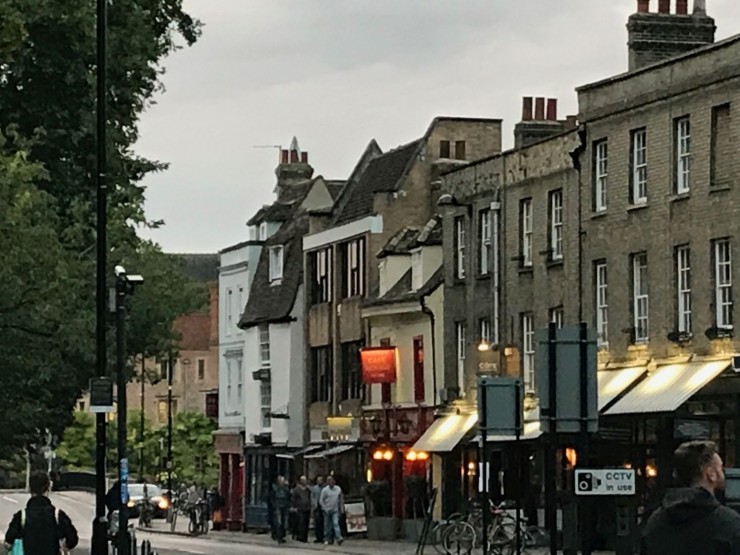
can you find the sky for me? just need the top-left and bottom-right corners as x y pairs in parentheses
(136, 0), (740, 254)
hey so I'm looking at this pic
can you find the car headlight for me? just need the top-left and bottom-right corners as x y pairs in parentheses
(158, 499), (169, 510)
(127, 500), (135, 508)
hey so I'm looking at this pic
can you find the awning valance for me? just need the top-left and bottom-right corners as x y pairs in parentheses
(605, 360), (730, 416)
(304, 444), (356, 459)
(598, 366), (648, 411)
(411, 413), (478, 453)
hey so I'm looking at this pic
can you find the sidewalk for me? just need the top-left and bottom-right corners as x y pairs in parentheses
(137, 519), (615, 554)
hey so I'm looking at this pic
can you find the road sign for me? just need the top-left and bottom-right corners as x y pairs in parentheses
(89, 377), (114, 413)
(478, 376), (523, 435)
(575, 468), (636, 496)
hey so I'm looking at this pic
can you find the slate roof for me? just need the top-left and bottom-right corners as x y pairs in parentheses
(333, 139), (422, 226)
(247, 181), (314, 226)
(377, 216), (442, 257)
(365, 266), (444, 307)
(173, 253), (219, 282)
(326, 181), (345, 201)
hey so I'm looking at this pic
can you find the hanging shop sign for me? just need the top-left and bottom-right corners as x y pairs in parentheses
(361, 347), (397, 384)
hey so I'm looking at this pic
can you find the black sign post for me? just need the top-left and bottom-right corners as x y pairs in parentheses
(89, 377), (114, 413)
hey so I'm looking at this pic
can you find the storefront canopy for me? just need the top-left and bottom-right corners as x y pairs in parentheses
(411, 413), (478, 453)
(604, 360), (731, 416)
(304, 444), (356, 459)
(598, 366), (648, 411)
(276, 445), (324, 460)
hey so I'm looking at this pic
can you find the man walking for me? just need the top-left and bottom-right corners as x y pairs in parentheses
(291, 475), (312, 542)
(641, 440), (740, 554)
(311, 475), (325, 543)
(270, 475), (290, 543)
(3, 471), (79, 554)
(319, 475), (344, 546)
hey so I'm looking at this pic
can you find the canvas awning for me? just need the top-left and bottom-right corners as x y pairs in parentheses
(304, 444), (356, 459)
(598, 366), (648, 411)
(604, 360), (730, 416)
(411, 413), (478, 453)
(275, 445), (324, 460)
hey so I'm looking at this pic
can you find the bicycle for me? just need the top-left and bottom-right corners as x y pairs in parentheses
(187, 500), (210, 535)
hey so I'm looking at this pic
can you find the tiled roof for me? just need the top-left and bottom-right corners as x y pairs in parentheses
(246, 181), (314, 226)
(326, 181), (345, 201)
(413, 216), (443, 247)
(365, 266), (444, 307)
(333, 139), (422, 226)
(378, 227), (421, 257)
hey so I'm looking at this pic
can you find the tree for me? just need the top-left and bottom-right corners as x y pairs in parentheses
(166, 412), (219, 485)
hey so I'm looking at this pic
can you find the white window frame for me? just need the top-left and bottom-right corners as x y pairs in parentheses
(522, 313), (535, 391)
(595, 262), (608, 347)
(521, 199), (533, 267)
(480, 318), (491, 344)
(236, 357), (243, 404)
(411, 249), (423, 291)
(714, 239), (733, 329)
(549, 307), (564, 329)
(676, 246), (692, 334)
(259, 222), (268, 241)
(346, 238), (365, 297)
(633, 253), (649, 343)
(248, 225), (257, 241)
(259, 325), (270, 367)
(237, 286), (244, 320)
(676, 117), (691, 194)
(260, 380), (271, 429)
(314, 248), (332, 303)
(631, 129), (648, 204)
(226, 358), (233, 404)
(456, 322), (466, 395)
(225, 288), (233, 332)
(455, 217), (466, 279)
(549, 190), (563, 260)
(479, 209), (491, 274)
(269, 245), (284, 282)
(594, 141), (608, 212)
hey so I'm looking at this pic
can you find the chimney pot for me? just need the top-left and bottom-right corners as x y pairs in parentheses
(281, 149), (289, 164)
(546, 99), (558, 121)
(534, 97), (545, 120)
(676, 0), (688, 13)
(522, 97), (533, 121)
(693, 0), (706, 14)
(301, 152), (308, 163)
(658, 0), (670, 13)
(637, 0), (650, 12)
(289, 149), (299, 163)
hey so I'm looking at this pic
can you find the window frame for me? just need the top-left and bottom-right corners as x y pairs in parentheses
(197, 358), (206, 381)
(455, 321), (466, 396)
(675, 116), (691, 194)
(412, 336), (425, 404)
(522, 313), (535, 391)
(479, 209), (491, 275)
(439, 140), (451, 158)
(595, 261), (608, 347)
(455, 216), (466, 279)
(548, 189), (563, 261)
(341, 341), (363, 401)
(630, 128), (648, 204)
(520, 198), (533, 267)
(310, 346), (332, 403)
(268, 245), (284, 282)
(632, 252), (649, 343)
(675, 245), (692, 334)
(411, 249), (423, 291)
(260, 380), (272, 429)
(714, 238), (733, 329)
(344, 237), (366, 298)
(479, 318), (491, 344)
(594, 140), (608, 212)
(549, 307), (564, 329)
(258, 325), (270, 367)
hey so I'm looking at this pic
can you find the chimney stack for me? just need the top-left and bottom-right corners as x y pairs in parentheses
(658, 0), (670, 13)
(546, 98), (558, 121)
(637, 0), (650, 13)
(301, 152), (308, 163)
(534, 97), (545, 120)
(275, 136), (314, 198)
(676, 0), (688, 14)
(522, 97), (533, 121)
(289, 149), (299, 163)
(280, 149), (289, 164)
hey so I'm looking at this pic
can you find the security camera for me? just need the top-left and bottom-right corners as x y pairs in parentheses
(114, 265), (126, 277)
(437, 193), (455, 206)
(126, 274), (144, 285)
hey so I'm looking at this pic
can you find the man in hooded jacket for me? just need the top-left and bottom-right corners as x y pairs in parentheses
(641, 440), (740, 555)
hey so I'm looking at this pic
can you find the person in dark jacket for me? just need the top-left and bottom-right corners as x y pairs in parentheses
(291, 475), (312, 542)
(3, 471), (78, 555)
(270, 475), (290, 543)
(641, 440), (740, 555)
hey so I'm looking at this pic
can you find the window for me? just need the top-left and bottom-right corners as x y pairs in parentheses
(226, 358), (233, 402)
(238, 286), (244, 319)
(411, 250), (423, 291)
(455, 322), (466, 396)
(312, 248), (332, 304)
(205, 393), (218, 419)
(520, 199), (533, 267)
(455, 141), (466, 160)
(413, 336), (425, 403)
(632, 252), (649, 343)
(595, 261), (608, 346)
(548, 190), (563, 261)
(197, 359), (205, 381)
(158, 399), (177, 424)
(259, 325), (270, 367)
(439, 140), (451, 158)
(226, 288), (233, 330)
(522, 313), (535, 390)
(344, 237), (365, 297)
(269, 246), (284, 282)
(310, 346), (332, 403)
(714, 239), (733, 329)
(630, 129), (647, 204)
(78, 401), (85, 411)
(711, 104), (731, 188)
(594, 140), (608, 212)
(549, 307), (564, 329)
(341, 341), (363, 401)
(248, 225), (257, 241)
(480, 318), (492, 344)
(675, 117), (691, 194)
(236, 357), (243, 403)
(479, 209), (491, 275)
(676, 246), (692, 334)
(455, 217), (466, 279)
(259, 222), (267, 241)
(260, 381), (271, 428)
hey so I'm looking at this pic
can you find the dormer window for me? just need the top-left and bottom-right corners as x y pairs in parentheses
(411, 250), (423, 291)
(248, 225), (257, 241)
(259, 222), (268, 241)
(269, 246), (284, 282)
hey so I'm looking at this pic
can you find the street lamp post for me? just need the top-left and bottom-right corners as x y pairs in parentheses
(167, 350), (174, 500)
(140, 358), (146, 480)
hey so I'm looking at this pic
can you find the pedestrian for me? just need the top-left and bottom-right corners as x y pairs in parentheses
(3, 471), (79, 555)
(270, 475), (290, 543)
(319, 475), (344, 546)
(291, 475), (312, 542)
(641, 440), (740, 555)
(311, 475), (325, 543)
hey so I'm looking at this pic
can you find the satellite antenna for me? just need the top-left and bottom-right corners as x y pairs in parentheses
(253, 144), (283, 162)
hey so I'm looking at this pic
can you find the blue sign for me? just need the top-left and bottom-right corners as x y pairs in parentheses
(120, 458), (129, 503)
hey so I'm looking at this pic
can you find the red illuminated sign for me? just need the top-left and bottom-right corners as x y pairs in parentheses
(361, 347), (397, 384)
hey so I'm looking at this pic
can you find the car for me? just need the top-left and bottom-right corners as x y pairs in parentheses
(125, 483), (170, 519)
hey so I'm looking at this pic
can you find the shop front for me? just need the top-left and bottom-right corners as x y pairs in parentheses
(214, 430), (244, 531)
(243, 439), (295, 531)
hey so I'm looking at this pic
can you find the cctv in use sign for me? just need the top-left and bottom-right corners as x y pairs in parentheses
(575, 468), (636, 496)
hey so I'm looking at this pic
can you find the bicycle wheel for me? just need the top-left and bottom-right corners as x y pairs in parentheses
(170, 506), (178, 533)
(442, 521), (476, 554)
(489, 519), (516, 548)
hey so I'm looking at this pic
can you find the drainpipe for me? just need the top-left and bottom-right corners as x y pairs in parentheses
(420, 296), (438, 408)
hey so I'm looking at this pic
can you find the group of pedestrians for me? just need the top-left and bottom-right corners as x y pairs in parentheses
(269, 474), (344, 546)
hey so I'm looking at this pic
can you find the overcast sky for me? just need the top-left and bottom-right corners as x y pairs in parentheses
(136, 0), (740, 254)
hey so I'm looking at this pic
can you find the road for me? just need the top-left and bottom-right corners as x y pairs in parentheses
(0, 491), (328, 554)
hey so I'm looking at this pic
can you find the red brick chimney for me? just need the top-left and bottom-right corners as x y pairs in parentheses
(658, 0), (670, 13)
(301, 152), (308, 163)
(637, 0), (650, 13)
(281, 149), (289, 164)
(546, 99), (558, 121)
(676, 0), (688, 14)
(522, 97), (533, 121)
(534, 97), (545, 121)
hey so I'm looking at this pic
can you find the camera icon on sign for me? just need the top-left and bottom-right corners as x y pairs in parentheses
(577, 472), (602, 492)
